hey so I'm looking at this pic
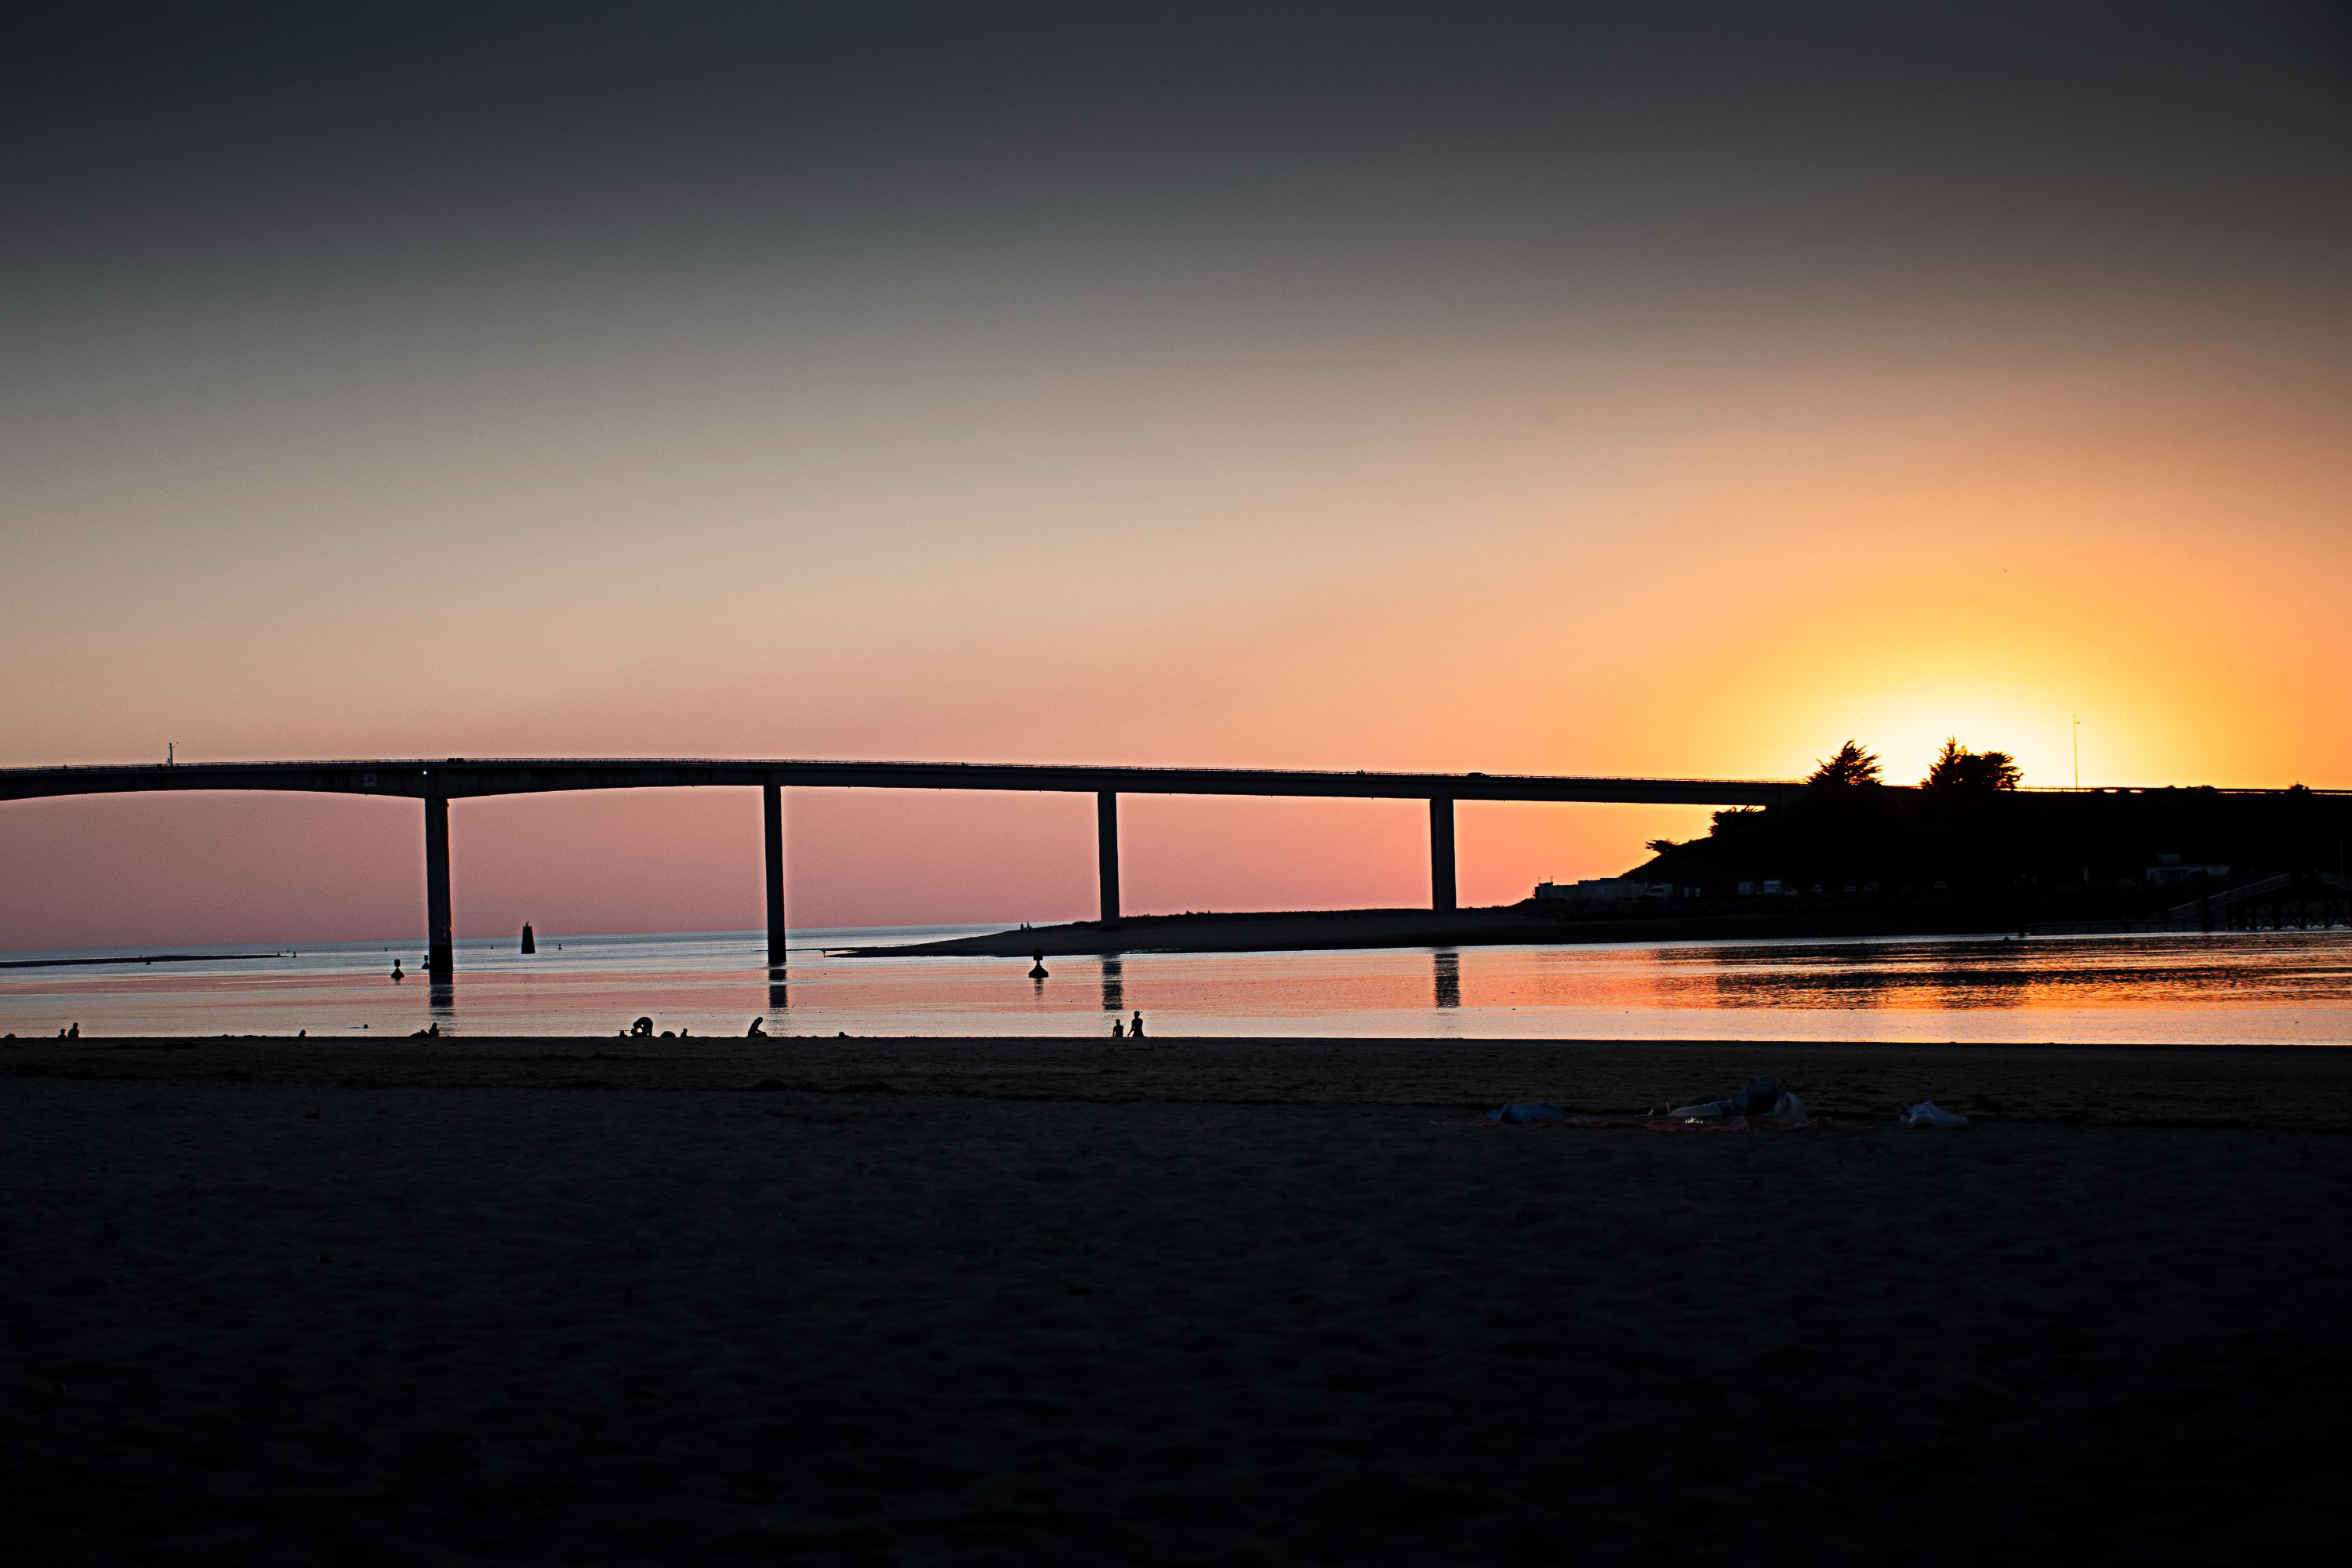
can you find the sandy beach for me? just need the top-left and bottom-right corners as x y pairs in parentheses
(5, 1040), (2350, 1563)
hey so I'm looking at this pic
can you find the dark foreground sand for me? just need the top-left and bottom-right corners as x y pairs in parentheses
(5, 1051), (2350, 1564)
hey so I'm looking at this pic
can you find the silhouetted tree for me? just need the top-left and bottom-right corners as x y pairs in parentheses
(1923, 737), (2021, 791)
(1808, 739), (1882, 788)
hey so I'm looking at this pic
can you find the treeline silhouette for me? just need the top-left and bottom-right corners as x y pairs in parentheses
(1802, 737), (2020, 793)
(1634, 739), (2350, 899)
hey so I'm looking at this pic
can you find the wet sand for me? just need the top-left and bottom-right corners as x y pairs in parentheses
(5, 1044), (2350, 1562)
(9, 1033), (2352, 1128)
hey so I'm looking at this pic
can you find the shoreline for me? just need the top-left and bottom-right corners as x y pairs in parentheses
(9, 1033), (2352, 1129)
(854, 902), (2185, 957)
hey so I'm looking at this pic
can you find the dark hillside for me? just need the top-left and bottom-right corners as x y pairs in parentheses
(1632, 786), (2352, 900)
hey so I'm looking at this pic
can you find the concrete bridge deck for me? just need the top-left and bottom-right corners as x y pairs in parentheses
(3, 758), (1813, 980)
(0, 758), (1807, 806)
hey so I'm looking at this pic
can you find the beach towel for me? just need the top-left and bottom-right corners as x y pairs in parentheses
(1479, 1076), (1824, 1132)
(1477, 1109), (1831, 1133)
(1667, 1076), (1809, 1127)
(1566, 1112), (1824, 1133)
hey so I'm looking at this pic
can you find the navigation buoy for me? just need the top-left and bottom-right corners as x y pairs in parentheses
(521, 921), (536, 954)
(1029, 947), (1049, 980)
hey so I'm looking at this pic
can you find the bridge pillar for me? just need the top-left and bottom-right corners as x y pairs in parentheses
(764, 784), (787, 967)
(424, 796), (454, 978)
(1097, 790), (1122, 926)
(1428, 796), (1456, 914)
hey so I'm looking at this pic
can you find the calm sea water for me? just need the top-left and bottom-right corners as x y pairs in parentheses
(5, 926), (2350, 1044)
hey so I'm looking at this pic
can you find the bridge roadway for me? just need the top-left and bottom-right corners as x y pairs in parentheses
(0, 758), (1809, 980)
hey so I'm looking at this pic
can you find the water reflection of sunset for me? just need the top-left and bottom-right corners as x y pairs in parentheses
(8, 931), (2348, 1046)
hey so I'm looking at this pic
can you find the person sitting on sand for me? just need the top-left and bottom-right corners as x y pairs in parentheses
(630, 1016), (655, 1038)
(1111, 1018), (1124, 1039)
(1129, 1011), (1145, 1039)
(67, 1022), (79, 1039)
(747, 1017), (767, 1037)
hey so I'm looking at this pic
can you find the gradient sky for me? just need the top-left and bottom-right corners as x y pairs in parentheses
(5, 2), (2349, 948)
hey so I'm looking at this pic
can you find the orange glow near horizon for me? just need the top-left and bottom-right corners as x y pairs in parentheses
(5, 342), (2347, 950)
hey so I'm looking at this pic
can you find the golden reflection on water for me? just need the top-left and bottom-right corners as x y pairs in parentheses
(1651, 935), (2352, 1011)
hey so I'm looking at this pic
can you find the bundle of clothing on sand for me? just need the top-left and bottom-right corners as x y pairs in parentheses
(1482, 1076), (1970, 1133)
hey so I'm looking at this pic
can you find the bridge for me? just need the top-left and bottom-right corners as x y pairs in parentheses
(0, 757), (1810, 979)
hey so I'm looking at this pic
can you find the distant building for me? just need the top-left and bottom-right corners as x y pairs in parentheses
(1534, 877), (1673, 904)
(2146, 852), (2230, 886)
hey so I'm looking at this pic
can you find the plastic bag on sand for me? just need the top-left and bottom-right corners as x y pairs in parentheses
(1899, 1100), (1968, 1130)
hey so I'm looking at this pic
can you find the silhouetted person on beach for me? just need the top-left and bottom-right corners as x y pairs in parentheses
(747, 1017), (766, 1037)
(67, 1022), (79, 1039)
(1130, 1011), (1145, 1039)
(1111, 1018), (1124, 1039)
(630, 1016), (655, 1038)
(390, 959), (404, 982)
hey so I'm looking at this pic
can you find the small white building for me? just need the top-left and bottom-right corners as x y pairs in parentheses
(2146, 853), (2230, 886)
(1534, 877), (1673, 904)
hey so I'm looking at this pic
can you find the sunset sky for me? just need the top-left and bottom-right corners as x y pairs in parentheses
(5, 2), (2349, 949)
